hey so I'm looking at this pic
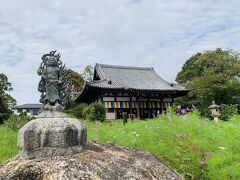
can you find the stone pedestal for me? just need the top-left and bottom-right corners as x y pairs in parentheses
(213, 117), (219, 122)
(18, 117), (86, 159)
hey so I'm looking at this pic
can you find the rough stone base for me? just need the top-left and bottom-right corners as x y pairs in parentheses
(0, 142), (183, 180)
(20, 146), (84, 160)
(18, 117), (86, 159)
(37, 110), (68, 118)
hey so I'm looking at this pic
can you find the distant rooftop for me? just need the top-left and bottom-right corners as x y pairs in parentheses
(14, 104), (43, 109)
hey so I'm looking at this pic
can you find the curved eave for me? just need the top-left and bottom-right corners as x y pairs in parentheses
(75, 84), (101, 104)
(76, 83), (189, 103)
(88, 83), (188, 93)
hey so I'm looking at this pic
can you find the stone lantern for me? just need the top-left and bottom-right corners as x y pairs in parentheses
(208, 101), (220, 122)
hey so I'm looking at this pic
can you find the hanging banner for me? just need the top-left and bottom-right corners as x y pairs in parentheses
(102, 101), (171, 109)
(102, 101), (135, 108)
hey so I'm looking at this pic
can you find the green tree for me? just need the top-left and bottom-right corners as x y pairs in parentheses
(0, 73), (16, 122)
(0, 73), (16, 109)
(65, 103), (88, 119)
(176, 48), (240, 117)
(83, 65), (94, 82)
(65, 69), (85, 108)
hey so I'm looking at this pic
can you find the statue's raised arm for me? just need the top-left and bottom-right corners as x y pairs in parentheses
(38, 50), (67, 112)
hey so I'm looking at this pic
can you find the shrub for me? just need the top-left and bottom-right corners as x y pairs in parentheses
(83, 103), (105, 122)
(0, 109), (12, 124)
(220, 104), (237, 121)
(66, 103), (88, 119)
(19, 111), (28, 117)
(166, 107), (173, 114)
(82, 105), (92, 120)
(4, 114), (30, 130)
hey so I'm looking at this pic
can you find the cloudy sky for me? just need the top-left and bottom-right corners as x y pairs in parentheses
(0, 0), (240, 105)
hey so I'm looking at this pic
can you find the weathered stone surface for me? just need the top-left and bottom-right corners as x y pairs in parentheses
(37, 110), (68, 118)
(0, 142), (182, 180)
(18, 117), (86, 159)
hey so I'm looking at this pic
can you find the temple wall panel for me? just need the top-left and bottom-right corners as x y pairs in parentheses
(138, 98), (148, 101)
(103, 97), (115, 101)
(106, 113), (116, 120)
(149, 99), (161, 101)
(163, 98), (173, 102)
(116, 97), (130, 101)
(132, 97), (137, 101)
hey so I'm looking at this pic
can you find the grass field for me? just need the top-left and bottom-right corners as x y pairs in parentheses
(0, 126), (18, 163)
(1, 111), (240, 179)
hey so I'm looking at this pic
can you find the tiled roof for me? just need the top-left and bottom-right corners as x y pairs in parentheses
(14, 104), (43, 109)
(87, 63), (187, 91)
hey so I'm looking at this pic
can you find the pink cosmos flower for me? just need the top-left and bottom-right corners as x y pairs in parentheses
(181, 109), (188, 114)
(192, 148), (199, 151)
(204, 151), (211, 156)
(198, 161), (205, 165)
(177, 134), (188, 139)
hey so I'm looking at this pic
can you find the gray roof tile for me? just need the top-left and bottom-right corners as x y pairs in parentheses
(14, 104), (43, 109)
(87, 63), (186, 91)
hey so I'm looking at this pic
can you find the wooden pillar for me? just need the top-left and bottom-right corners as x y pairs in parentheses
(136, 98), (140, 119)
(130, 96), (133, 115)
(161, 99), (164, 114)
(147, 99), (151, 119)
(114, 109), (117, 119)
(114, 94), (117, 119)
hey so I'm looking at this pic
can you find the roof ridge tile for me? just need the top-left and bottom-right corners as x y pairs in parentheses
(97, 63), (153, 70)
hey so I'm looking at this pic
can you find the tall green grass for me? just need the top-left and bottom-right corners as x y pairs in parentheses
(0, 111), (240, 179)
(85, 111), (240, 180)
(0, 126), (18, 163)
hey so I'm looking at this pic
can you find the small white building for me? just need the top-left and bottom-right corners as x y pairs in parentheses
(13, 104), (42, 117)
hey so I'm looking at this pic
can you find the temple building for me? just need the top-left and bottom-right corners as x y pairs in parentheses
(76, 63), (188, 119)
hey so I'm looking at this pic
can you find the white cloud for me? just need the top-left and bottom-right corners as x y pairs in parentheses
(0, 0), (240, 104)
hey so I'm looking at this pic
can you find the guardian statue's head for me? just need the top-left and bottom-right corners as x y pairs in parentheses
(41, 50), (61, 67)
(48, 56), (58, 66)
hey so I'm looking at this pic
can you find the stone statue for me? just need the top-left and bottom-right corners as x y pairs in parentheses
(37, 50), (67, 111)
(17, 51), (86, 160)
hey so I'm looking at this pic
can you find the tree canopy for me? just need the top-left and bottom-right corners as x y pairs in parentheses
(0, 73), (16, 109)
(176, 48), (240, 116)
(82, 65), (94, 82)
(65, 69), (85, 108)
(65, 66), (94, 108)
